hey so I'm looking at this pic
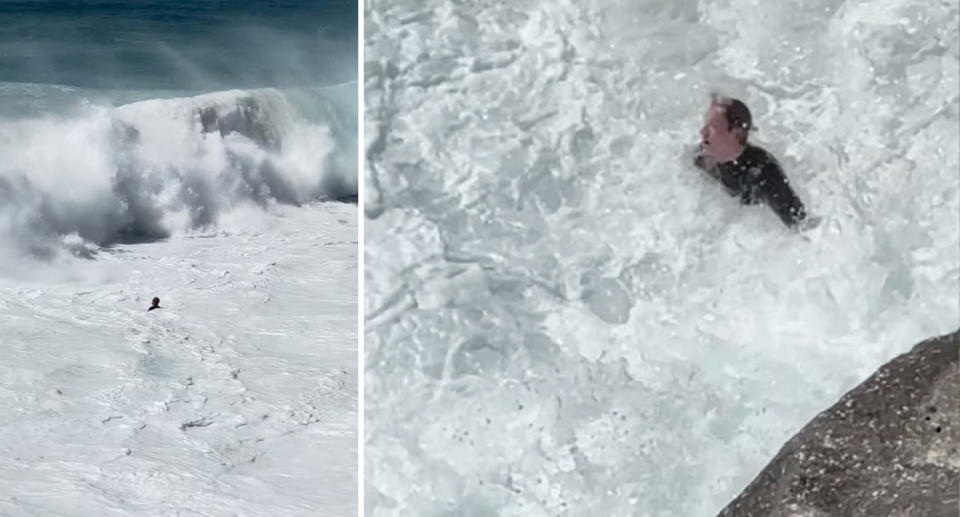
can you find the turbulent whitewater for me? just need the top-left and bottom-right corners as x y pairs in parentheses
(0, 202), (357, 517)
(363, 0), (959, 515)
(0, 84), (357, 261)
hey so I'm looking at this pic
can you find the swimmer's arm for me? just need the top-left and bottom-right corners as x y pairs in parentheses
(758, 163), (807, 227)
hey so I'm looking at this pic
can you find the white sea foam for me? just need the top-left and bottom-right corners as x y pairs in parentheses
(0, 202), (358, 517)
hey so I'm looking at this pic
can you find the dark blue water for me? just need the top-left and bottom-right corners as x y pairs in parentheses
(0, 0), (356, 90)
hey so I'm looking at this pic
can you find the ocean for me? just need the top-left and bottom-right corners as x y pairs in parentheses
(0, 2), (358, 515)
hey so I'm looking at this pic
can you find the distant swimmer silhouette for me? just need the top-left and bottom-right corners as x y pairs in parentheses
(693, 95), (814, 229)
(148, 297), (161, 311)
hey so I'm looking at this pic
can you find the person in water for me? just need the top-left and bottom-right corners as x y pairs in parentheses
(694, 95), (807, 227)
(148, 297), (161, 311)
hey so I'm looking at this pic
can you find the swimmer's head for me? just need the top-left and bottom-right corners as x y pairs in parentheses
(151, 297), (160, 307)
(714, 95), (752, 137)
(700, 95), (752, 161)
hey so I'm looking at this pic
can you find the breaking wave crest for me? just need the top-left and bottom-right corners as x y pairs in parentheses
(0, 85), (356, 258)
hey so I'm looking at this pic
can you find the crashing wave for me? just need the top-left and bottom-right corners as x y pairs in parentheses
(0, 87), (356, 258)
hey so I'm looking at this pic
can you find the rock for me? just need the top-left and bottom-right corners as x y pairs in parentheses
(718, 330), (959, 517)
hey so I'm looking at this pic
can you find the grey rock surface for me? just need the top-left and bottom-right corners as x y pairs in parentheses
(718, 330), (959, 517)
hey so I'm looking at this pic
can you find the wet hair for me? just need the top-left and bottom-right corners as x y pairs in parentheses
(711, 95), (753, 142)
(152, 297), (160, 306)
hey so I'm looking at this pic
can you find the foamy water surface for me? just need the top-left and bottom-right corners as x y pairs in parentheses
(363, 0), (959, 515)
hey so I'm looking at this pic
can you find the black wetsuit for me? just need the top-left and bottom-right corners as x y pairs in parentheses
(695, 144), (806, 227)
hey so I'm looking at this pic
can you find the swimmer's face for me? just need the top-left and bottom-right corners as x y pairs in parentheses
(700, 105), (745, 162)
